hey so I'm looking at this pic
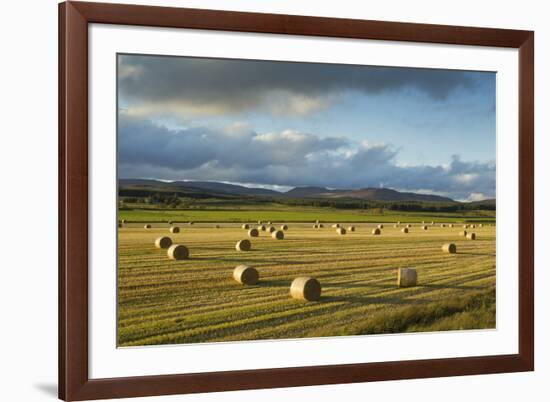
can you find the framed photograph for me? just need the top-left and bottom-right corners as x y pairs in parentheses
(59, 1), (534, 400)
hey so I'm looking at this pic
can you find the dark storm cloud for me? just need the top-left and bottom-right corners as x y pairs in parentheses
(118, 54), (490, 117)
(118, 115), (495, 201)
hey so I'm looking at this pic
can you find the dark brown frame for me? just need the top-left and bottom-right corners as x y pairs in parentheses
(59, 1), (534, 400)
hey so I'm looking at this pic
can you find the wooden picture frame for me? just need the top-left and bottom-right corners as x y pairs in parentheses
(59, 1), (534, 400)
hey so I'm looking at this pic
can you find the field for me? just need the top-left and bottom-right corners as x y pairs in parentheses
(117, 214), (496, 347)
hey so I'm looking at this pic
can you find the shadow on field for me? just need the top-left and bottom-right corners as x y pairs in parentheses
(421, 283), (485, 291)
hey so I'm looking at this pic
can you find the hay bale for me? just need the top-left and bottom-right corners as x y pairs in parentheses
(479, 224), (484, 228)
(397, 268), (417, 287)
(332, 223), (340, 228)
(406, 224), (411, 228)
(267, 221), (272, 225)
(347, 226), (355, 232)
(257, 220), (262, 225)
(242, 223), (250, 230)
(155, 236), (172, 249)
(372, 228), (381, 235)
(144, 224), (151, 229)
(233, 265), (259, 285)
(167, 220), (172, 225)
(290, 277), (321, 301)
(272, 230), (284, 240)
(463, 224), (469, 229)
(394, 224), (399, 228)
(377, 224), (384, 229)
(422, 225), (428, 230)
(121, 219), (126, 224)
(167, 244), (189, 260)
(312, 224), (318, 229)
(467, 233), (476, 240)
(258, 225), (266, 231)
(268, 226), (276, 233)
(401, 227), (409, 234)
(280, 224), (288, 231)
(318, 223), (324, 228)
(459, 230), (468, 237)
(248, 228), (259, 237)
(188, 221), (194, 226)
(440, 224), (446, 228)
(337, 227), (347, 235)
(449, 224), (454, 228)
(118, 222), (122, 228)
(471, 224), (477, 229)
(169, 226), (180, 234)
(236, 239), (251, 251)
(215, 224), (220, 229)
(442, 243), (457, 254)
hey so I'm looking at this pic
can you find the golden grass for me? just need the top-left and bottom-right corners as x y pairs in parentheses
(117, 222), (496, 346)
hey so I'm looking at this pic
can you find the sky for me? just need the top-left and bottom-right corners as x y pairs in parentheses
(117, 54), (496, 202)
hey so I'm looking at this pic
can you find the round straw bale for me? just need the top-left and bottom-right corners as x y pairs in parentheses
(319, 223), (324, 228)
(337, 227), (347, 235)
(272, 230), (284, 240)
(377, 224), (384, 229)
(155, 236), (172, 249)
(422, 225), (428, 230)
(406, 224), (411, 228)
(480, 224), (484, 228)
(471, 224), (476, 229)
(397, 268), (417, 287)
(442, 243), (457, 254)
(280, 224), (288, 231)
(169, 226), (180, 234)
(268, 226), (276, 233)
(332, 223), (340, 228)
(267, 221), (272, 225)
(167, 244), (189, 260)
(257, 220), (262, 224)
(118, 223), (123, 228)
(372, 228), (381, 235)
(188, 221), (194, 226)
(258, 225), (266, 231)
(121, 219), (126, 224)
(290, 277), (321, 301)
(459, 230), (468, 237)
(144, 224), (151, 229)
(236, 239), (251, 251)
(463, 224), (469, 229)
(167, 220), (172, 225)
(215, 224), (220, 229)
(312, 224), (318, 229)
(449, 224), (454, 228)
(248, 228), (259, 237)
(347, 226), (355, 232)
(233, 265), (259, 285)
(467, 233), (476, 240)
(242, 223), (250, 230)
(401, 227), (409, 234)
(441, 224), (446, 228)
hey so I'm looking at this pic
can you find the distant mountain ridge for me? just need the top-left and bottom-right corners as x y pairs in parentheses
(119, 178), (465, 203)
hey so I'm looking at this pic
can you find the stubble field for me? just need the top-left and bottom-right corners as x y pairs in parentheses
(117, 220), (496, 347)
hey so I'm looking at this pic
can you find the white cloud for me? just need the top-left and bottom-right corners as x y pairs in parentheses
(119, 115), (496, 201)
